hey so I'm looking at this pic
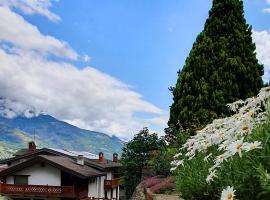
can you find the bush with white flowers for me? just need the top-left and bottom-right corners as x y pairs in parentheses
(172, 87), (270, 199)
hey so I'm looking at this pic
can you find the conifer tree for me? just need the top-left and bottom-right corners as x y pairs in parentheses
(168, 0), (264, 138)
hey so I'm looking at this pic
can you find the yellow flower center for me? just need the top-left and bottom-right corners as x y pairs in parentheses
(250, 145), (256, 150)
(242, 126), (249, 131)
(236, 144), (243, 150)
(227, 193), (233, 200)
(247, 112), (253, 117)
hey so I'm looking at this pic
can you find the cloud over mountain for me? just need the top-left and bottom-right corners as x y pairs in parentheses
(0, 2), (167, 139)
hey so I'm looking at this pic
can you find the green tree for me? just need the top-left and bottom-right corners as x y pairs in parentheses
(168, 0), (264, 140)
(121, 128), (165, 199)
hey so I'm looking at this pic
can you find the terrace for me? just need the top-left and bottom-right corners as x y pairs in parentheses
(104, 178), (120, 189)
(0, 183), (76, 198)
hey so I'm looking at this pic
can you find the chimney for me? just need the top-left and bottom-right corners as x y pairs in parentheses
(99, 152), (104, 162)
(77, 155), (84, 165)
(28, 141), (36, 152)
(113, 153), (118, 162)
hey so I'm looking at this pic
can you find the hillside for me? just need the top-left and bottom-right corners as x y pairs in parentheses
(0, 114), (124, 159)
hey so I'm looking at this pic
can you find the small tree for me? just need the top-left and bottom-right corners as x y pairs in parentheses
(121, 128), (165, 199)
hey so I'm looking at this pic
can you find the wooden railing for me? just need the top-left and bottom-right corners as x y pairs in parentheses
(104, 179), (120, 189)
(87, 198), (116, 200)
(0, 183), (76, 198)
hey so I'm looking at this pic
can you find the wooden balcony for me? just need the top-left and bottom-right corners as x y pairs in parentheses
(0, 183), (76, 198)
(104, 178), (120, 189)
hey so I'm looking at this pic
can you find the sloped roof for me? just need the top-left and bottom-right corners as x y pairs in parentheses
(50, 148), (99, 159)
(85, 158), (121, 170)
(0, 165), (8, 172)
(0, 148), (121, 170)
(0, 155), (105, 179)
(13, 149), (32, 156)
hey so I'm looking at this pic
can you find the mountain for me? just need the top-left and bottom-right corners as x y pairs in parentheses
(0, 114), (124, 159)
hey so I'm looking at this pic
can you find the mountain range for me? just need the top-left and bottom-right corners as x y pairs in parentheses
(0, 98), (124, 159)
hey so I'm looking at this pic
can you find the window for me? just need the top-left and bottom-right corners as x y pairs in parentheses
(14, 175), (29, 185)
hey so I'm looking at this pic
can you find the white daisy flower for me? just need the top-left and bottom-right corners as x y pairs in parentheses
(227, 138), (246, 157)
(220, 186), (235, 200)
(204, 153), (212, 162)
(173, 152), (182, 158)
(244, 141), (262, 152)
(206, 170), (217, 183)
(170, 159), (184, 167)
(218, 141), (229, 150)
(170, 166), (177, 172)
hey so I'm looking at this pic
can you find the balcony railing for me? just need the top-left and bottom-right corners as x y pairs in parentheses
(104, 178), (120, 189)
(0, 183), (76, 198)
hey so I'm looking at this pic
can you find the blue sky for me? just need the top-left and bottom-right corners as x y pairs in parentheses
(26, 0), (270, 110)
(0, 0), (269, 139)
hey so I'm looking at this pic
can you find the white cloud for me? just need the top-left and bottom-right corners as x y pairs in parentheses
(253, 30), (270, 83)
(0, 6), (77, 60)
(263, 0), (270, 13)
(82, 54), (91, 63)
(0, 4), (167, 139)
(263, 8), (270, 13)
(0, 49), (165, 138)
(0, 0), (61, 22)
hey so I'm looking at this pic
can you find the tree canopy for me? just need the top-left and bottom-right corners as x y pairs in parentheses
(120, 128), (165, 199)
(168, 0), (264, 139)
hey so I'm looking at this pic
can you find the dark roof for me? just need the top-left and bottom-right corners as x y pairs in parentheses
(0, 155), (105, 179)
(0, 148), (56, 164)
(0, 165), (8, 172)
(86, 159), (121, 170)
(13, 149), (32, 156)
(0, 148), (122, 170)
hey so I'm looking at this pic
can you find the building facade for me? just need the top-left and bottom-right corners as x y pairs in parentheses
(0, 142), (121, 200)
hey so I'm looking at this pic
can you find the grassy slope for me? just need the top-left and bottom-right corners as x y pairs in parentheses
(0, 115), (123, 158)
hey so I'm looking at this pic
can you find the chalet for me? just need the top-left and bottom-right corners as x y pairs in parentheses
(0, 142), (121, 200)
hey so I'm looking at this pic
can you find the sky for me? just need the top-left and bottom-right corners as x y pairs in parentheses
(0, 0), (269, 140)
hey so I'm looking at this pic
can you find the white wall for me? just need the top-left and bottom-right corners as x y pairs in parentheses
(106, 172), (112, 180)
(104, 172), (120, 199)
(6, 163), (61, 186)
(100, 176), (105, 197)
(88, 178), (97, 197)
(88, 176), (106, 198)
(106, 187), (119, 199)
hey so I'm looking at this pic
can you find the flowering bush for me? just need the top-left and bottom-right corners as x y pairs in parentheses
(142, 176), (164, 188)
(149, 177), (175, 194)
(171, 87), (270, 199)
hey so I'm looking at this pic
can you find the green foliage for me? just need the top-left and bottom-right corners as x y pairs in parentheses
(175, 148), (219, 200)
(168, 0), (264, 140)
(152, 146), (176, 176)
(175, 114), (270, 200)
(120, 128), (165, 199)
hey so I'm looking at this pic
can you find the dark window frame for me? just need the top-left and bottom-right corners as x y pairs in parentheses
(13, 175), (29, 185)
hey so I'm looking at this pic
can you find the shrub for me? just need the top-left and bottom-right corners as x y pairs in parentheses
(149, 177), (175, 194)
(142, 176), (164, 188)
(172, 87), (270, 199)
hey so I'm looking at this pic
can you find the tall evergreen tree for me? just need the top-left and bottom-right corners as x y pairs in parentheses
(168, 0), (264, 138)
